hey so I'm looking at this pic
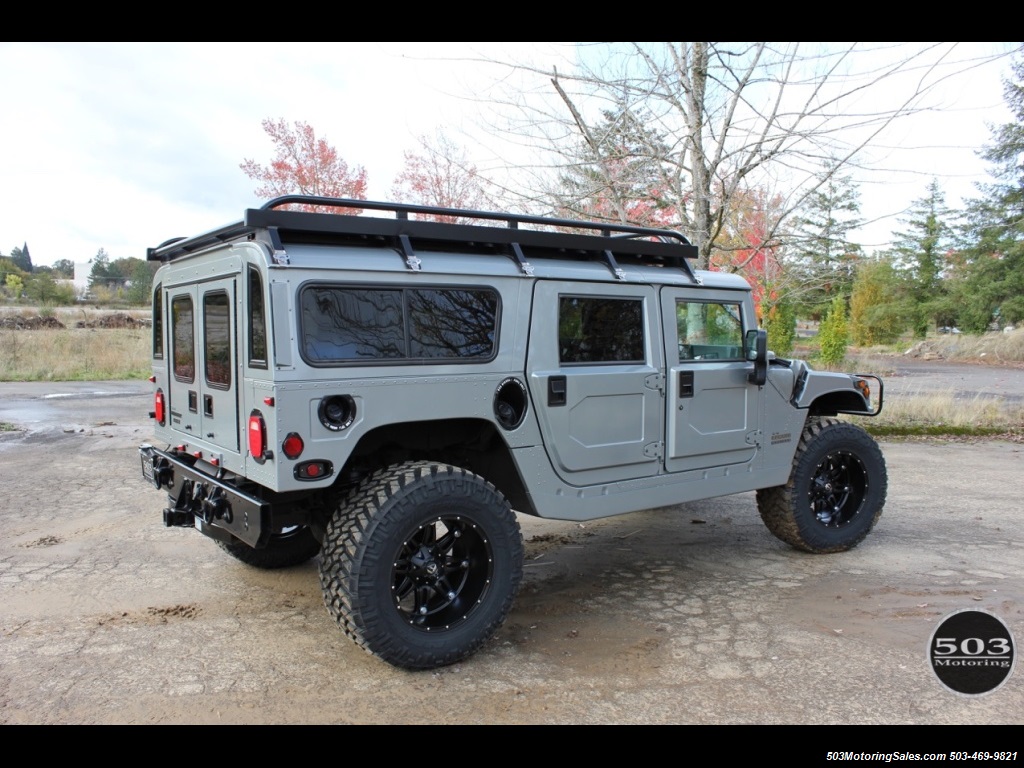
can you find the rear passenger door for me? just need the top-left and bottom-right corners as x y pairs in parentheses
(527, 281), (663, 485)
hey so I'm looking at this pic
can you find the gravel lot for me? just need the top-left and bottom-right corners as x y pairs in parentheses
(0, 372), (1021, 725)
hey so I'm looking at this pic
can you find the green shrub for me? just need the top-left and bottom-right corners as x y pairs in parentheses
(764, 299), (796, 357)
(818, 295), (849, 367)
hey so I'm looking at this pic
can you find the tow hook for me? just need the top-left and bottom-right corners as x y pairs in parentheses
(162, 482), (233, 528)
(201, 490), (232, 524)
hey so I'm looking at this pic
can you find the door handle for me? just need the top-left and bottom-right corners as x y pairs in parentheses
(679, 370), (694, 398)
(548, 375), (567, 407)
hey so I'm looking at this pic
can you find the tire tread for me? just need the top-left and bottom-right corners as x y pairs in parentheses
(757, 417), (886, 553)
(319, 461), (523, 669)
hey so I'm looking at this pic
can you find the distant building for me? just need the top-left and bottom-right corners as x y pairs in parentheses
(73, 262), (91, 298)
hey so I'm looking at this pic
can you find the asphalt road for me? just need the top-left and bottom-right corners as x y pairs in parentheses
(0, 372), (1021, 725)
(876, 356), (1024, 405)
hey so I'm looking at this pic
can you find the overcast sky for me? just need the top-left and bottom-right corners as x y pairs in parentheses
(0, 42), (1018, 267)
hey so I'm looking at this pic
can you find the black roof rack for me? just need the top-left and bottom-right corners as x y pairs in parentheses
(148, 195), (700, 281)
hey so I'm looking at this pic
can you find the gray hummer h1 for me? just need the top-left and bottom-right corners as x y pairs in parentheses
(139, 196), (886, 670)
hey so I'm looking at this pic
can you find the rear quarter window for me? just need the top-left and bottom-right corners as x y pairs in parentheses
(299, 284), (499, 365)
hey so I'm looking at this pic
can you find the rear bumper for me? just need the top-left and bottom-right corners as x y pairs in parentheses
(140, 444), (269, 548)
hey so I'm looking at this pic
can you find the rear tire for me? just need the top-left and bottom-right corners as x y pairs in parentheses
(757, 418), (887, 553)
(319, 461), (523, 670)
(217, 525), (321, 569)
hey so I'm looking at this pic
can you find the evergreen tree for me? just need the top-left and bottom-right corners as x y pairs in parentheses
(10, 243), (32, 273)
(955, 57), (1024, 332)
(88, 248), (112, 291)
(554, 106), (676, 228)
(788, 162), (863, 317)
(892, 179), (953, 338)
(127, 260), (156, 305)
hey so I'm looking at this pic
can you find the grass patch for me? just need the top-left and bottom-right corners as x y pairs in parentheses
(911, 328), (1024, 364)
(0, 421), (17, 432)
(865, 424), (1017, 438)
(0, 328), (150, 381)
(849, 390), (1024, 438)
(1, 307), (1021, 440)
(797, 328), (1024, 368)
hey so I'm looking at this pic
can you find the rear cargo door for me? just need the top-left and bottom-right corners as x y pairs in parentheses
(166, 278), (239, 454)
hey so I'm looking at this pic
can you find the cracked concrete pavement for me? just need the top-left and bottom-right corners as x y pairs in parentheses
(0, 377), (1021, 724)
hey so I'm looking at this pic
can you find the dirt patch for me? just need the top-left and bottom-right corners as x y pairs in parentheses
(95, 605), (201, 627)
(22, 536), (62, 548)
(0, 312), (151, 330)
(74, 313), (151, 329)
(0, 315), (65, 330)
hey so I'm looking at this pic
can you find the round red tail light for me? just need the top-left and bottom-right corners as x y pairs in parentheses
(282, 432), (304, 460)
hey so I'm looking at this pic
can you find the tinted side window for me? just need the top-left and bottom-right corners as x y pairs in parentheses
(302, 287), (405, 362)
(559, 296), (645, 364)
(152, 284), (163, 359)
(409, 289), (498, 359)
(204, 291), (231, 388)
(300, 285), (498, 364)
(248, 267), (267, 368)
(172, 295), (195, 382)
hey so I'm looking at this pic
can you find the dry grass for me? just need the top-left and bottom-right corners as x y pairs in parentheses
(870, 390), (1024, 430)
(2, 306), (1023, 437)
(0, 328), (150, 381)
(906, 328), (1024, 365)
(796, 328), (1024, 370)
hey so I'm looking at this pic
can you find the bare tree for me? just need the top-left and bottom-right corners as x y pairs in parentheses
(474, 42), (1018, 269)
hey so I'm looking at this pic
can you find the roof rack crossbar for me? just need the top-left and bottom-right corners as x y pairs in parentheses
(149, 196), (701, 277)
(261, 195), (692, 246)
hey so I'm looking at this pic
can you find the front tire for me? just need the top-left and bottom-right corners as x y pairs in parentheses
(757, 418), (887, 553)
(318, 461), (524, 670)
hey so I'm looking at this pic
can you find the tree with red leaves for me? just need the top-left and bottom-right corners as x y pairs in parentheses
(712, 186), (785, 317)
(391, 133), (486, 223)
(241, 118), (368, 212)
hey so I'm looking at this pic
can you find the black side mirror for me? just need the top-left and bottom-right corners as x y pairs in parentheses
(746, 329), (767, 386)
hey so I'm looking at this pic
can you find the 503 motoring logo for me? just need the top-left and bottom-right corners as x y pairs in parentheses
(929, 609), (1017, 696)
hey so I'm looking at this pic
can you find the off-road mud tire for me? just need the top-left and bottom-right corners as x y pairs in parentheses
(757, 417), (887, 553)
(318, 461), (524, 670)
(217, 526), (321, 569)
